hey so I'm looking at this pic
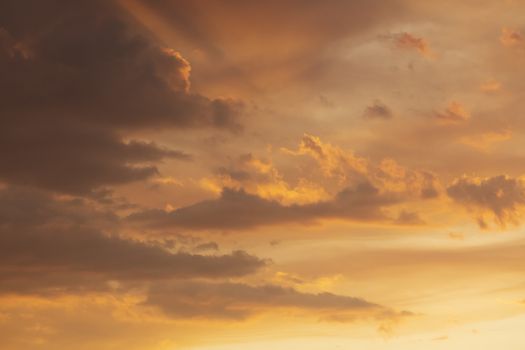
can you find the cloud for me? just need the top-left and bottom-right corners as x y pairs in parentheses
(447, 175), (525, 227)
(459, 130), (512, 151)
(363, 100), (394, 120)
(0, 0), (242, 194)
(193, 241), (220, 252)
(394, 210), (424, 225)
(500, 27), (523, 47)
(0, 187), (265, 295)
(386, 32), (432, 57)
(129, 135), (442, 231)
(0, 229), (264, 292)
(0, 187), (410, 332)
(203, 152), (330, 205)
(201, 135), (439, 214)
(145, 281), (386, 320)
(282, 134), (370, 182)
(0, 186), (408, 333)
(0, 128), (192, 195)
(435, 101), (470, 123)
(128, 183), (400, 230)
(480, 79), (502, 93)
(284, 134), (440, 198)
(0, 0), (242, 131)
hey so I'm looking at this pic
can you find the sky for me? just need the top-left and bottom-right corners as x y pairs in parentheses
(1, 0), (525, 349)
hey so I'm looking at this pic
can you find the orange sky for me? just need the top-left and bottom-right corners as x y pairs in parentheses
(1, 0), (525, 349)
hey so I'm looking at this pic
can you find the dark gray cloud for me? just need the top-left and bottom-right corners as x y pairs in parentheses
(146, 281), (382, 320)
(0, 186), (117, 228)
(0, 186), (404, 325)
(128, 182), (402, 230)
(447, 175), (525, 227)
(0, 127), (192, 195)
(0, 0), (242, 131)
(0, 0), (242, 194)
(0, 187), (265, 295)
(363, 100), (394, 120)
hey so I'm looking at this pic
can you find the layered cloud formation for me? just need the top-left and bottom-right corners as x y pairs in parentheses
(3, 0), (525, 349)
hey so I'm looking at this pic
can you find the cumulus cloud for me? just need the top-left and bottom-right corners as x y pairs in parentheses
(283, 134), (370, 182)
(0, 0), (242, 194)
(0, 0), (242, 131)
(204, 152), (329, 205)
(447, 175), (525, 227)
(129, 134), (442, 231)
(284, 134), (440, 198)
(207, 134), (439, 211)
(128, 183), (400, 230)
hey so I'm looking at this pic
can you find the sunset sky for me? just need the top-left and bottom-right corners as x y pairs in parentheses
(2, 1), (525, 349)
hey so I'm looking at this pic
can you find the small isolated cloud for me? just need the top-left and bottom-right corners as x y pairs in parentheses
(385, 32), (433, 57)
(447, 175), (525, 228)
(363, 100), (394, 120)
(459, 130), (512, 151)
(319, 94), (335, 108)
(500, 27), (523, 47)
(435, 101), (470, 123)
(480, 79), (502, 93)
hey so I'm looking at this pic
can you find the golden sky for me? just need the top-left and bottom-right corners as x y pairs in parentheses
(1, 0), (525, 349)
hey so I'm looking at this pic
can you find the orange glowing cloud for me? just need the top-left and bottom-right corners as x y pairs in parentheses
(435, 101), (470, 123)
(387, 32), (433, 58)
(500, 27), (523, 47)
